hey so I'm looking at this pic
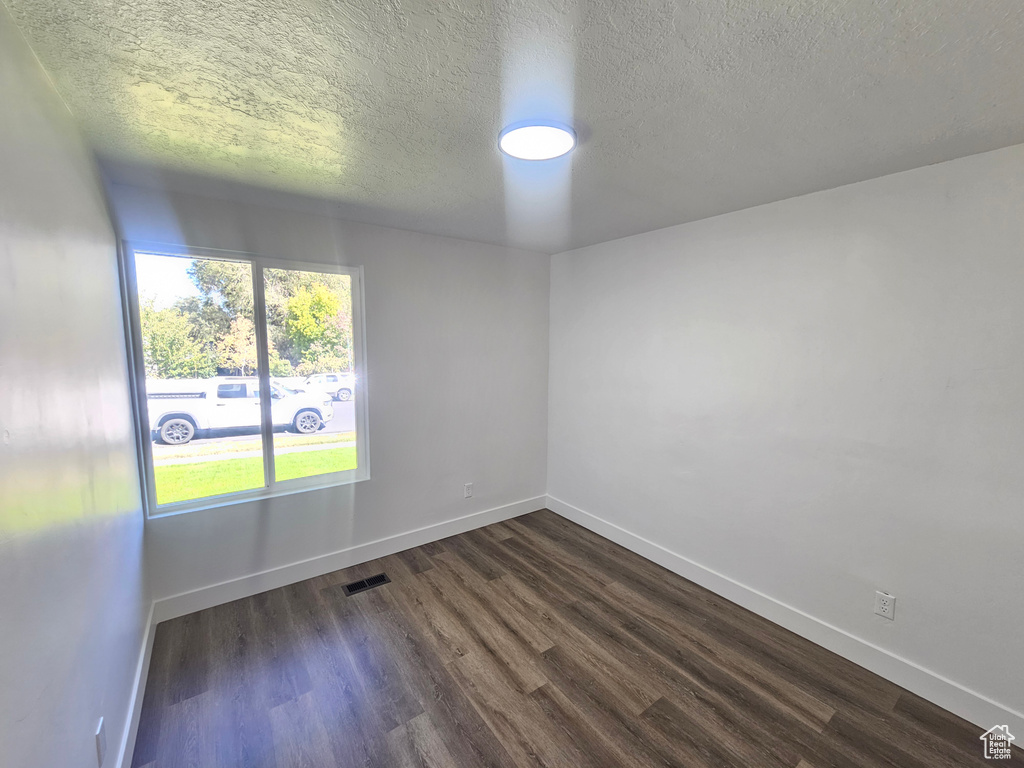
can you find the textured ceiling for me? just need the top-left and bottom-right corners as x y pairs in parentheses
(6, 0), (1024, 253)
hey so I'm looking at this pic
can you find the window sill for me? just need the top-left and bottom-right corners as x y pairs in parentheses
(145, 467), (370, 519)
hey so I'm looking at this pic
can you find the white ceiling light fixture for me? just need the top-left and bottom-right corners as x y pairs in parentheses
(499, 122), (576, 160)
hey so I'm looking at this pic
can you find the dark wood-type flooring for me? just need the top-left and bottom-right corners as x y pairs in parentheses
(133, 509), (1022, 767)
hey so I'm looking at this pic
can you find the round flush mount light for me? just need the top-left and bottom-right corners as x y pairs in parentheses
(499, 122), (576, 160)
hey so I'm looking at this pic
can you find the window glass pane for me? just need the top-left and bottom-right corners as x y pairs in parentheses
(263, 268), (358, 481)
(135, 253), (266, 504)
(216, 383), (247, 399)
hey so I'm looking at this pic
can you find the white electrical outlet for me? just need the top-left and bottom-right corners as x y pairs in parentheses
(95, 717), (107, 767)
(874, 591), (896, 620)
(464, 483), (473, 498)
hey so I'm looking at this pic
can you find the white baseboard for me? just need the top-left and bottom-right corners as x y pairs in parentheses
(545, 494), (1024, 735)
(115, 601), (156, 768)
(152, 496), (546, 623)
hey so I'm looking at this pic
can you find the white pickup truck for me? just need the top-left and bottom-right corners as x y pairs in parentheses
(146, 377), (334, 445)
(301, 371), (356, 401)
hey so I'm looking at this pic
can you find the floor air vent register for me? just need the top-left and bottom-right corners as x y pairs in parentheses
(342, 573), (391, 596)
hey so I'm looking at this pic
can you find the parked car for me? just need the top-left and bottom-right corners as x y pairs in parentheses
(146, 377), (335, 445)
(302, 372), (356, 401)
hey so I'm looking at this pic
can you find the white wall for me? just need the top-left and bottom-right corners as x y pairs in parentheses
(107, 183), (550, 604)
(549, 144), (1024, 729)
(0, 8), (148, 768)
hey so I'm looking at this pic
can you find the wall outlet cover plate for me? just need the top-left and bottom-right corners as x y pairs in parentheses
(874, 590), (896, 620)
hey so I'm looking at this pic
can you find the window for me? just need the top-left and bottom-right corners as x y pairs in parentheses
(217, 383), (248, 399)
(120, 243), (368, 515)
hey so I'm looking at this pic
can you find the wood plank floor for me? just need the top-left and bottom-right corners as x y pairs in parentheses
(133, 509), (1022, 768)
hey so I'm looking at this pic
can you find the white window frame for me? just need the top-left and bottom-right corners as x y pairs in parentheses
(119, 240), (370, 518)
